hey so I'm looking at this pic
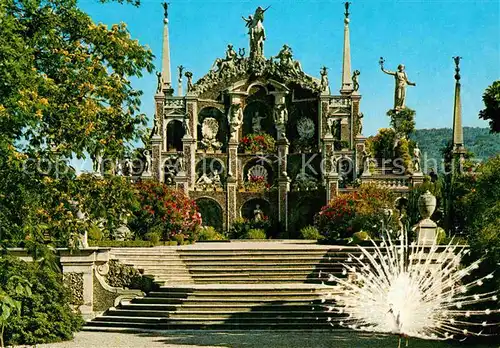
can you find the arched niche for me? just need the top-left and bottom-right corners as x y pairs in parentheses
(242, 157), (274, 186)
(241, 198), (271, 221)
(287, 99), (318, 153)
(163, 155), (182, 185)
(337, 155), (355, 187)
(242, 101), (276, 138)
(197, 107), (227, 151)
(195, 157), (226, 182)
(196, 197), (224, 232)
(166, 120), (185, 152)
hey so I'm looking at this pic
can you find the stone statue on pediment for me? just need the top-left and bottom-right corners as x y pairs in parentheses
(243, 6), (269, 59)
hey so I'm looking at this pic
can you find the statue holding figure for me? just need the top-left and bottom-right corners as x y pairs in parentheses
(185, 71), (193, 92)
(413, 143), (422, 172)
(379, 57), (416, 110)
(156, 71), (163, 93)
(229, 103), (243, 141)
(253, 204), (264, 222)
(143, 150), (152, 174)
(182, 113), (191, 138)
(275, 44), (302, 76)
(252, 111), (267, 133)
(242, 6), (270, 59)
(91, 150), (103, 174)
(274, 104), (288, 139)
(320, 66), (330, 93)
(211, 44), (238, 75)
(362, 149), (372, 176)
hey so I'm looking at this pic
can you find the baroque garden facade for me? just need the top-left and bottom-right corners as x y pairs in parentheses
(148, 4), (425, 234)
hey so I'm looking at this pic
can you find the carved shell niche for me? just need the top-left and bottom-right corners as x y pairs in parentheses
(296, 117), (315, 140)
(247, 164), (268, 181)
(201, 117), (219, 140)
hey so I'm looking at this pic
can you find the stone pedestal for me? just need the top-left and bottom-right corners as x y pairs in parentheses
(414, 218), (437, 245)
(59, 248), (110, 319)
(411, 171), (425, 186)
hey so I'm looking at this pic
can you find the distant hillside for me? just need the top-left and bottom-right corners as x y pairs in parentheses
(410, 127), (500, 171)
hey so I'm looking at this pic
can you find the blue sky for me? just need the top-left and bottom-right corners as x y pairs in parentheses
(78, 0), (499, 137)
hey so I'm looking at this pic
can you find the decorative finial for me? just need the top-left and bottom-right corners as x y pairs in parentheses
(344, 2), (351, 19)
(453, 56), (462, 81)
(178, 65), (185, 80)
(162, 2), (169, 21)
(379, 57), (385, 69)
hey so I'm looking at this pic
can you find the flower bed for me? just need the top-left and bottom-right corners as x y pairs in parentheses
(239, 133), (276, 153)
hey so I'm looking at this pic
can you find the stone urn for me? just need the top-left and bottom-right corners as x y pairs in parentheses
(418, 190), (436, 220)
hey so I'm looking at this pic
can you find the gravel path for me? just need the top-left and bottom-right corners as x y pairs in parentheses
(27, 330), (497, 348)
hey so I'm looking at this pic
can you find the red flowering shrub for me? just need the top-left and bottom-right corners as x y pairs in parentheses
(129, 181), (201, 242)
(314, 184), (396, 241)
(239, 133), (276, 153)
(245, 175), (271, 191)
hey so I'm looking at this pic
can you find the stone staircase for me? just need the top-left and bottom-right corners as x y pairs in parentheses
(84, 242), (360, 331)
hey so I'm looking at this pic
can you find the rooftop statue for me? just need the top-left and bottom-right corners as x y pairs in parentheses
(275, 44), (302, 76)
(162, 2), (169, 20)
(379, 57), (416, 110)
(242, 6), (270, 59)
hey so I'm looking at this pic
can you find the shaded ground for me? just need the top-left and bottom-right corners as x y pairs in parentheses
(32, 331), (498, 348)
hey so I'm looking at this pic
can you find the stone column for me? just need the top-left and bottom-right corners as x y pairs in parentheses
(154, 94), (166, 151)
(151, 135), (162, 181)
(60, 248), (110, 320)
(277, 137), (290, 231)
(226, 140), (239, 231)
(182, 136), (196, 188)
(325, 174), (339, 202)
(278, 176), (291, 233)
(322, 133), (338, 201)
(354, 136), (366, 179)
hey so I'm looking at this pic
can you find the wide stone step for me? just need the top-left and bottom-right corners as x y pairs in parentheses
(118, 302), (329, 312)
(132, 297), (319, 305)
(83, 320), (331, 330)
(105, 309), (328, 319)
(90, 316), (331, 324)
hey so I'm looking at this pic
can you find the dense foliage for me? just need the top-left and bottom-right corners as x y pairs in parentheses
(0, 0), (153, 248)
(479, 80), (500, 133)
(314, 184), (397, 241)
(0, 256), (83, 345)
(459, 156), (500, 291)
(410, 127), (500, 172)
(128, 180), (201, 243)
(228, 217), (271, 239)
(387, 107), (416, 138)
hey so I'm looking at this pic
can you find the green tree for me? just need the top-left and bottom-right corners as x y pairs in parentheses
(479, 81), (500, 133)
(0, 0), (154, 246)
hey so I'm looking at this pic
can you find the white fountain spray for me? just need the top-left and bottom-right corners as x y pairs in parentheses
(321, 194), (498, 346)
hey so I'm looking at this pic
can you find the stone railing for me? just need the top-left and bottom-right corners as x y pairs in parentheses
(360, 175), (410, 191)
(9, 248), (143, 320)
